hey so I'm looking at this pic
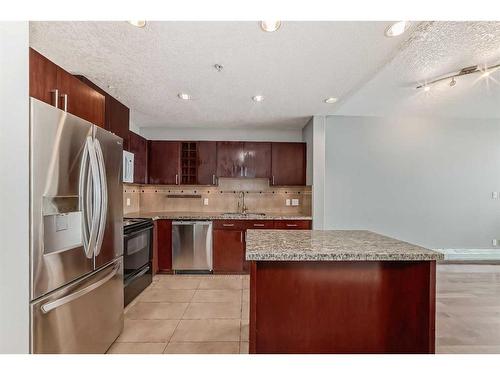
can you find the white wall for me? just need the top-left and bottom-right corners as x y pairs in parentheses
(324, 115), (500, 250)
(141, 126), (303, 142)
(0, 22), (30, 353)
(302, 116), (326, 229)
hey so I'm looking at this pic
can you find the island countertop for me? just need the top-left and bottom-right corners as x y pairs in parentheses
(245, 229), (444, 261)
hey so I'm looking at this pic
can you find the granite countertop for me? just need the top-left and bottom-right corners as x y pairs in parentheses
(245, 230), (444, 261)
(125, 211), (312, 221)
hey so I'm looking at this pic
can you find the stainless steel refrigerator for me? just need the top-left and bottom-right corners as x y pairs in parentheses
(29, 98), (124, 354)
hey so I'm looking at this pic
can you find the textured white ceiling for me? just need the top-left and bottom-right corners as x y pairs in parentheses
(29, 21), (411, 130)
(335, 21), (500, 119)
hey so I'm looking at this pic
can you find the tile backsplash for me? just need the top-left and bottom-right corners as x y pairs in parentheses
(123, 178), (311, 216)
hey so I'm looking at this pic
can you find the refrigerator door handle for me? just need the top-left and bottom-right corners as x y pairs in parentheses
(94, 139), (108, 257)
(79, 139), (91, 257)
(81, 137), (101, 259)
(40, 262), (120, 314)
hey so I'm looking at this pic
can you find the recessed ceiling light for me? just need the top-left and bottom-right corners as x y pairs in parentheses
(178, 93), (191, 100)
(260, 21), (281, 32)
(324, 97), (338, 104)
(424, 86), (431, 92)
(481, 71), (491, 78)
(252, 95), (264, 102)
(128, 20), (146, 28)
(384, 21), (409, 37)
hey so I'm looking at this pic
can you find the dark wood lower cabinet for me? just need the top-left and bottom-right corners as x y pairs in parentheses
(213, 229), (246, 273)
(212, 220), (312, 273)
(156, 219), (173, 272)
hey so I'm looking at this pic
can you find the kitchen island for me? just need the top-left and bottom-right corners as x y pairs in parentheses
(246, 230), (444, 354)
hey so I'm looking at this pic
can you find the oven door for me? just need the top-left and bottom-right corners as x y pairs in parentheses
(123, 226), (152, 279)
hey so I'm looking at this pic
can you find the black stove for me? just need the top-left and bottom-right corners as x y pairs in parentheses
(123, 217), (154, 306)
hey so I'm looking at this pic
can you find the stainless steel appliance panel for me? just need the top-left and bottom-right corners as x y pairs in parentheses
(30, 98), (94, 300)
(172, 221), (212, 271)
(93, 126), (123, 269)
(30, 258), (124, 354)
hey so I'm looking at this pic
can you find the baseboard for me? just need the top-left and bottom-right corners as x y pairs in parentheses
(435, 248), (500, 262)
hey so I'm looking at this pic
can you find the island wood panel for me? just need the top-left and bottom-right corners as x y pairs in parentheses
(249, 260), (436, 354)
(156, 219), (173, 272)
(271, 142), (306, 186)
(148, 141), (181, 185)
(197, 141), (217, 185)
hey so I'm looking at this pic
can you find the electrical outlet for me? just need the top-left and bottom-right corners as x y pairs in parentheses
(203, 198), (209, 206)
(493, 239), (498, 247)
(292, 198), (299, 206)
(286, 199), (291, 206)
(493, 192), (499, 199)
(126, 198), (131, 207)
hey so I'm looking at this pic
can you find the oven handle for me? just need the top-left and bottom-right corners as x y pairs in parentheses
(124, 265), (151, 287)
(124, 225), (153, 239)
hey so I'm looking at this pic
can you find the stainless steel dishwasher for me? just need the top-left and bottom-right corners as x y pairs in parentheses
(172, 221), (213, 272)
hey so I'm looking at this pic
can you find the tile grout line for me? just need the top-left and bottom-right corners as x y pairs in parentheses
(162, 278), (200, 354)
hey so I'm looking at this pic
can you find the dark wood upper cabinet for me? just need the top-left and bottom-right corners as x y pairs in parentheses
(75, 75), (130, 149)
(244, 142), (271, 178)
(271, 142), (307, 186)
(29, 48), (57, 105)
(56, 69), (105, 128)
(197, 141), (217, 185)
(29, 48), (105, 128)
(216, 141), (245, 178)
(129, 131), (148, 184)
(106, 96), (130, 150)
(216, 141), (271, 179)
(148, 141), (181, 185)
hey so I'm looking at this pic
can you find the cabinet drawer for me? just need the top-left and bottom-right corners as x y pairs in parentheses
(245, 220), (275, 230)
(274, 220), (312, 230)
(213, 220), (246, 230)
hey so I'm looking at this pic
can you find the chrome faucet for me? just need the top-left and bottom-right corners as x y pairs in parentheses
(237, 191), (248, 214)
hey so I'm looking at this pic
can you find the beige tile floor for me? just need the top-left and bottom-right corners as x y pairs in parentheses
(107, 274), (249, 354)
(108, 264), (500, 354)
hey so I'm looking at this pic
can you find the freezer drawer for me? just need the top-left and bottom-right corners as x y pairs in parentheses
(172, 221), (213, 271)
(30, 258), (124, 354)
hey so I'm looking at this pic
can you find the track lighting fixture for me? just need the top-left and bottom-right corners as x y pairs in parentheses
(416, 63), (500, 90)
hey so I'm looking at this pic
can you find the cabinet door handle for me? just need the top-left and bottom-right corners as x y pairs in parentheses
(244, 166), (248, 177)
(253, 223), (265, 227)
(222, 223), (234, 227)
(175, 174), (179, 185)
(51, 89), (59, 108)
(286, 224), (298, 227)
(212, 174), (216, 185)
(272, 176), (275, 185)
(241, 231), (245, 243)
(60, 94), (68, 112)
(240, 166), (244, 177)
